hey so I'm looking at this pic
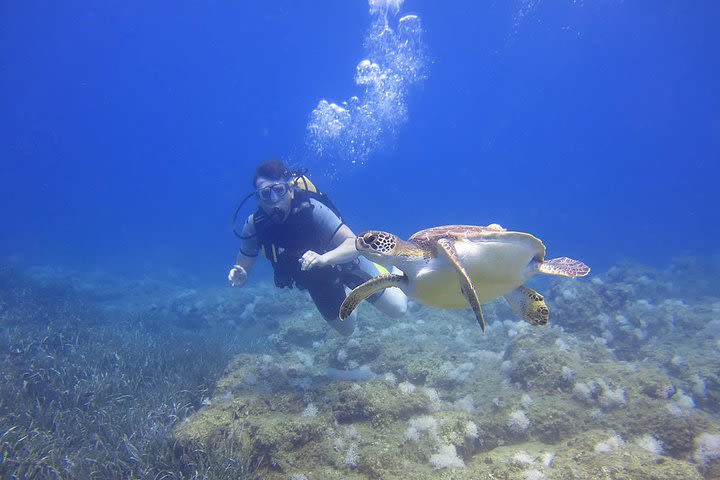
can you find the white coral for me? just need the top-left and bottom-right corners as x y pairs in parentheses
(596, 379), (627, 409)
(406, 415), (439, 444)
(635, 434), (664, 455)
(430, 444), (464, 469)
(594, 434), (624, 453)
(693, 433), (720, 466)
(398, 381), (416, 394)
(463, 421), (479, 439)
(301, 403), (318, 418)
(383, 372), (397, 385)
(404, 426), (420, 443)
(423, 387), (443, 412)
(507, 410), (531, 434)
(344, 443), (359, 468)
(573, 382), (596, 404)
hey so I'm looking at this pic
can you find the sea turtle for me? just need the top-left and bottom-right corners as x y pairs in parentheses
(339, 224), (590, 331)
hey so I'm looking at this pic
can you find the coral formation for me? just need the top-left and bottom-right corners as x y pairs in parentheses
(2, 257), (719, 479)
(169, 260), (720, 479)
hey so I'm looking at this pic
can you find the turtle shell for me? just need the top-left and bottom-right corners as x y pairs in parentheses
(404, 225), (547, 308)
(408, 225), (546, 261)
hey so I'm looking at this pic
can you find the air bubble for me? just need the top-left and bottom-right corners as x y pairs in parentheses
(306, 0), (427, 174)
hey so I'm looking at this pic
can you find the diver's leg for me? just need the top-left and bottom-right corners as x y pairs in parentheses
(328, 289), (359, 336)
(308, 282), (356, 337)
(355, 258), (408, 318)
(369, 283), (407, 318)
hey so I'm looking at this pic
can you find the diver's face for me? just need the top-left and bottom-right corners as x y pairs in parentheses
(255, 176), (294, 223)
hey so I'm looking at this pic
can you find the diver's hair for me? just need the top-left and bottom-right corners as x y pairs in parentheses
(253, 159), (291, 186)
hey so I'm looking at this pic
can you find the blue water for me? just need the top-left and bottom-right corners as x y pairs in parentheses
(2, 4), (720, 478)
(1, 1), (719, 282)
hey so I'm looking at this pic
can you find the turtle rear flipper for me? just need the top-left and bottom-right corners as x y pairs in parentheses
(538, 257), (590, 277)
(437, 238), (486, 332)
(340, 274), (405, 321)
(504, 286), (549, 326)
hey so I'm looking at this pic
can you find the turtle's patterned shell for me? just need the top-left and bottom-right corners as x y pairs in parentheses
(408, 224), (546, 261)
(409, 224), (506, 242)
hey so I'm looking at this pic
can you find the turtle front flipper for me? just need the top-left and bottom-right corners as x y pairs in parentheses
(340, 273), (405, 321)
(436, 238), (486, 332)
(503, 286), (549, 326)
(538, 257), (590, 277)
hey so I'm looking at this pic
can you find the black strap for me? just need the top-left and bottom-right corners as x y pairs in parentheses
(328, 221), (345, 246)
(239, 247), (258, 258)
(232, 192), (256, 239)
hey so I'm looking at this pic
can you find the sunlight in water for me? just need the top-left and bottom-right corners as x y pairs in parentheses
(306, 0), (426, 176)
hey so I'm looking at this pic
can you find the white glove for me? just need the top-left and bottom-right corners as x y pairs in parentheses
(228, 265), (248, 287)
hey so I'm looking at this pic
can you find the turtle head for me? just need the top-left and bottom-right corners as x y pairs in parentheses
(356, 231), (398, 260)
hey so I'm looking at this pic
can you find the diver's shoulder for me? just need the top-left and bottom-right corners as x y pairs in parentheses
(308, 197), (325, 209)
(308, 197), (337, 217)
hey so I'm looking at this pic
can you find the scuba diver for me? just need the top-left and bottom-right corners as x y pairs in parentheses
(228, 158), (407, 336)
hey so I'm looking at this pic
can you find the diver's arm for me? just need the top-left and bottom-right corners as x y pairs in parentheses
(299, 225), (359, 271)
(229, 215), (259, 287)
(235, 249), (257, 272)
(229, 256), (254, 287)
(323, 234), (360, 264)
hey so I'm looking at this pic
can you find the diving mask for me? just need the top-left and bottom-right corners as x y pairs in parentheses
(256, 182), (291, 203)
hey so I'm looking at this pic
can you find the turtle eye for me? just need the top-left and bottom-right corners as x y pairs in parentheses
(364, 233), (377, 245)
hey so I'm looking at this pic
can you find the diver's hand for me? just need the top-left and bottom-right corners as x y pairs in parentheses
(228, 265), (248, 287)
(299, 250), (327, 271)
